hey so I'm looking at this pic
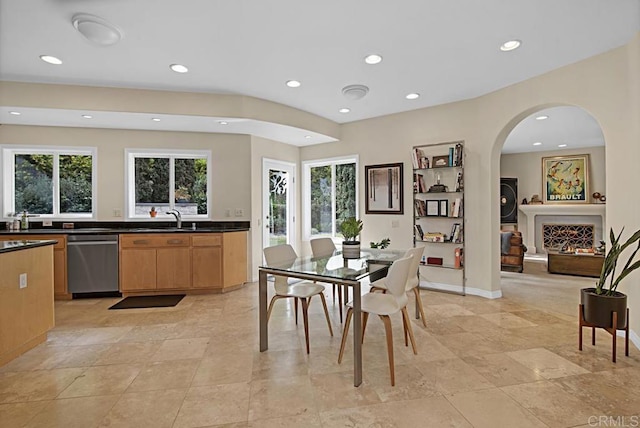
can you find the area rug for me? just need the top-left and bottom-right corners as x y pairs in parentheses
(109, 294), (185, 310)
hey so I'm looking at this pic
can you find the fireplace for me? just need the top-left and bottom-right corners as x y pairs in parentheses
(518, 204), (605, 254)
(542, 224), (595, 250)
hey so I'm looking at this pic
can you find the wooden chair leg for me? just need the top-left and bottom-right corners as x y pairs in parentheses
(338, 308), (353, 364)
(318, 292), (334, 336)
(267, 295), (286, 322)
(294, 297), (299, 325)
(301, 298), (310, 354)
(401, 307), (418, 355)
(362, 312), (369, 344)
(412, 287), (427, 327)
(332, 284), (337, 304)
(380, 315), (395, 386)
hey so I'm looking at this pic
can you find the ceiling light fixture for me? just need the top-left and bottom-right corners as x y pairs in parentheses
(500, 40), (521, 52)
(72, 14), (122, 46)
(40, 55), (62, 65)
(286, 80), (301, 88)
(342, 84), (369, 101)
(406, 93), (420, 100)
(339, 108), (350, 113)
(9, 111), (21, 115)
(558, 144), (568, 148)
(151, 118), (161, 122)
(364, 54), (382, 65)
(82, 115), (93, 119)
(218, 121), (228, 125)
(535, 115), (549, 120)
(170, 64), (189, 73)
(533, 142), (542, 146)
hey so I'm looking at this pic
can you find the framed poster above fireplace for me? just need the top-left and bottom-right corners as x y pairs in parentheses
(542, 154), (589, 204)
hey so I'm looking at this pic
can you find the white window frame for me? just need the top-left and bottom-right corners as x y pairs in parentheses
(302, 155), (359, 240)
(125, 148), (212, 220)
(1, 145), (97, 219)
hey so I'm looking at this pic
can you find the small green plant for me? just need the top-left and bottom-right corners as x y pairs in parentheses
(595, 227), (640, 295)
(370, 238), (391, 249)
(339, 217), (363, 242)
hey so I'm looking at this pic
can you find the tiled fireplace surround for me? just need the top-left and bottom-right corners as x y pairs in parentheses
(518, 204), (606, 254)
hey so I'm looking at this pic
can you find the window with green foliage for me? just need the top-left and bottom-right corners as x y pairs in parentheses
(126, 149), (210, 218)
(303, 157), (357, 239)
(2, 146), (95, 218)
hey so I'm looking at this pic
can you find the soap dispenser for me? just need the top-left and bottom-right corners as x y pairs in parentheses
(20, 211), (29, 230)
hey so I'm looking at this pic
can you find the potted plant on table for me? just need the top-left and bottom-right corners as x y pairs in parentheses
(340, 217), (363, 259)
(581, 227), (640, 329)
(149, 206), (157, 217)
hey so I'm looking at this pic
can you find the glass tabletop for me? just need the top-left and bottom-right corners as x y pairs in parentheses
(259, 248), (406, 282)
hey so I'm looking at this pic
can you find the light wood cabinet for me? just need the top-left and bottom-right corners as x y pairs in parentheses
(119, 231), (246, 294)
(0, 234), (68, 300)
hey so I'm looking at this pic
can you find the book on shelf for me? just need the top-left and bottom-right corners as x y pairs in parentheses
(411, 148), (429, 169)
(414, 199), (426, 216)
(448, 147), (454, 167)
(454, 247), (463, 268)
(451, 198), (462, 218)
(450, 223), (462, 243)
(413, 173), (427, 193)
(414, 224), (424, 240)
(453, 143), (463, 167)
(423, 232), (446, 242)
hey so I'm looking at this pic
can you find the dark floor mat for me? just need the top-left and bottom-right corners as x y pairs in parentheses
(109, 294), (185, 310)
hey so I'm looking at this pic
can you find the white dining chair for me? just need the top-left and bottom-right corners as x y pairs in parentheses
(310, 237), (347, 322)
(263, 244), (333, 354)
(338, 255), (417, 386)
(369, 246), (427, 327)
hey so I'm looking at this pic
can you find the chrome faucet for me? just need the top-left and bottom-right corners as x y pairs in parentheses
(166, 209), (182, 229)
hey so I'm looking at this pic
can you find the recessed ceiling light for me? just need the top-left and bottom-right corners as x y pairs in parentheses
(558, 144), (568, 148)
(81, 114), (92, 119)
(151, 118), (161, 122)
(9, 111), (21, 115)
(304, 135), (311, 139)
(40, 55), (62, 65)
(218, 121), (228, 125)
(364, 54), (382, 65)
(286, 80), (301, 88)
(500, 40), (521, 52)
(406, 93), (420, 100)
(72, 13), (122, 46)
(535, 115), (549, 120)
(533, 142), (542, 146)
(170, 64), (189, 73)
(339, 108), (350, 113)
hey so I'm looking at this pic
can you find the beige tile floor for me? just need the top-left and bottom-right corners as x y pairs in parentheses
(1, 259), (639, 427)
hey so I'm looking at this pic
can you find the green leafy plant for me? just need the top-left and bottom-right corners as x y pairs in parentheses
(370, 238), (391, 249)
(340, 217), (363, 242)
(595, 227), (640, 295)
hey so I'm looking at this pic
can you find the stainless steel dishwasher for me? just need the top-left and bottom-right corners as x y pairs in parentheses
(67, 234), (119, 294)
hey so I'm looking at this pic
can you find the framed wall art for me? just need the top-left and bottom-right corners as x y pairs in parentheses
(542, 154), (590, 203)
(365, 163), (403, 214)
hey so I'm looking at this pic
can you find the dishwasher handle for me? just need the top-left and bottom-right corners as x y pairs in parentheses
(68, 241), (118, 246)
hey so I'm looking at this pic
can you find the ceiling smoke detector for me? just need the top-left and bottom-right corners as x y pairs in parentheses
(342, 84), (369, 101)
(72, 13), (122, 46)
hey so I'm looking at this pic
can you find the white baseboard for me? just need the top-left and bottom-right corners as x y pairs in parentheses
(617, 329), (640, 351)
(419, 281), (502, 299)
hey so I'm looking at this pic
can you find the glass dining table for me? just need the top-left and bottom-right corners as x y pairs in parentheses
(258, 248), (407, 387)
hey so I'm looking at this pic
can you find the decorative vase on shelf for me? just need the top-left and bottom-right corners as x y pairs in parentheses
(149, 207), (157, 218)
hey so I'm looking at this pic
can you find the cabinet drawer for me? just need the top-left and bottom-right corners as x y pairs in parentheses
(191, 234), (222, 247)
(1, 234), (66, 249)
(120, 234), (190, 248)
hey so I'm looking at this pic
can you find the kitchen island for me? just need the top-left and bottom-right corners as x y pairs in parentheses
(0, 240), (56, 366)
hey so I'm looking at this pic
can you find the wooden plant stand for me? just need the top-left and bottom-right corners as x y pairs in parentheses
(578, 304), (629, 362)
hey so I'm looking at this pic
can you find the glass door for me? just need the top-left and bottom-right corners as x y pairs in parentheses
(263, 159), (296, 249)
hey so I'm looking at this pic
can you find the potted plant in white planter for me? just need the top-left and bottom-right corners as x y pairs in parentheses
(340, 217), (363, 259)
(581, 227), (640, 329)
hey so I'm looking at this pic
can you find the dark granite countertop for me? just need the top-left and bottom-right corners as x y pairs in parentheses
(0, 221), (250, 235)
(0, 240), (58, 254)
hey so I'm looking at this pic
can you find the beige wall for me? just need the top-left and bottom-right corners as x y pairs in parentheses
(1, 32), (638, 342)
(0, 125), (252, 221)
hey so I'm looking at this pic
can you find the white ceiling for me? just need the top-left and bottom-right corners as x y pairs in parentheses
(0, 0), (638, 148)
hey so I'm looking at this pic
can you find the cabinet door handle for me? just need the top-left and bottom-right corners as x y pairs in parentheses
(167, 239), (185, 245)
(133, 239), (150, 245)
